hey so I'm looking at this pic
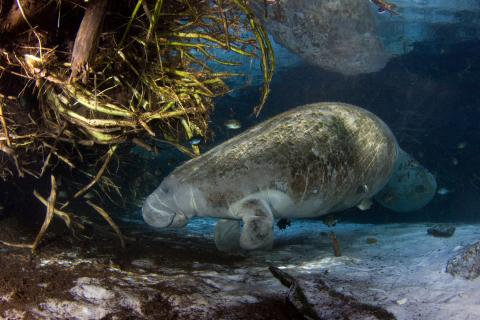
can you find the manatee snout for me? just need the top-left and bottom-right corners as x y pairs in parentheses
(142, 185), (188, 228)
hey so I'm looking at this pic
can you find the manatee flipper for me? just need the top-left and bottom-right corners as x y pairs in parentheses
(237, 198), (274, 250)
(169, 213), (189, 227)
(214, 219), (241, 252)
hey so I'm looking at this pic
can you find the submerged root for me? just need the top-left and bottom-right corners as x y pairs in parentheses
(33, 189), (76, 230)
(0, 175), (72, 252)
(60, 145), (117, 210)
(0, 240), (33, 249)
(31, 175), (58, 252)
(86, 200), (125, 249)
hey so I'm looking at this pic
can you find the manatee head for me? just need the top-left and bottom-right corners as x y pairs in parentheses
(142, 176), (200, 228)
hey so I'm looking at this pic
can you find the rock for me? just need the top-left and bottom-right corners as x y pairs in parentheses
(2, 308), (26, 320)
(35, 299), (110, 320)
(427, 225), (456, 238)
(70, 277), (115, 304)
(131, 258), (156, 269)
(32, 277), (145, 319)
(446, 241), (480, 280)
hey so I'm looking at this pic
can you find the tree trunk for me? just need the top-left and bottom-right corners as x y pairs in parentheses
(69, 0), (109, 83)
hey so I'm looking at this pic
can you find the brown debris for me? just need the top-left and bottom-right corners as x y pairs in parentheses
(330, 232), (342, 257)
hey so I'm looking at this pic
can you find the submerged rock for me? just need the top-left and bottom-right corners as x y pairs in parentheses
(33, 277), (144, 319)
(2, 308), (26, 319)
(446, 241), (480, 280)
(427, 225), (456, 238)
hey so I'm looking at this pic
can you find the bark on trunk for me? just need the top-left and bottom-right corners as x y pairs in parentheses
(69, 0), (109, 84)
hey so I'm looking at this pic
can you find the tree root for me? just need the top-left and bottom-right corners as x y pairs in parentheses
(33, 189), (77, 230)
(86, 200), (125, 248)
(60, 145), (117, 209)
(31, 174), (57, 252)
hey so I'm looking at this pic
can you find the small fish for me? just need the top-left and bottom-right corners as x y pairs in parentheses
(224, 119), (242, 130)
(83, 192), (95, 199)
(457, 141), (467, 149)
(452, 157), (458, 166)
(437, 188), (451, 195)
(370, 0), (398, 15)
(323, 215), (337, 227)
(357, 198), (373, 211)
(188, 135), (204, 146)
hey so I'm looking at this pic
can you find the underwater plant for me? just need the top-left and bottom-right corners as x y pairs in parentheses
(0, 0), (274, 250)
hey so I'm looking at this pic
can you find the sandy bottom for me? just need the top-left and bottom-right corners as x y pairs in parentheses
(1, 216), (479, 319)
(268, 221), (480, 320)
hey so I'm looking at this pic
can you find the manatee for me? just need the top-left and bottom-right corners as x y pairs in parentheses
(142, 102), (399, 251)
(374, 149), (437, 212)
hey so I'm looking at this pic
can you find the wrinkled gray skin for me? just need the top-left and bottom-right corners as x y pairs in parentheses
(143, 102), (398, 251)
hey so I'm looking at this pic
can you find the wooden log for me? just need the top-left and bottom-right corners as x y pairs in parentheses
(69, 0), (109, 84)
